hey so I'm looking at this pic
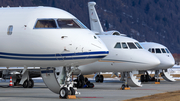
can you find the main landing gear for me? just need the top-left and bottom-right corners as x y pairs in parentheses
(74, 75), (94, 88)
(140, 71), (153, 82)
(140, 71), (160, 84)
(95, 74), (104, 83)
(13, 67), (35, 88)
(141, 70), (176, 84)
(14, 78), (34, 88)
(22, 79), (34, 88)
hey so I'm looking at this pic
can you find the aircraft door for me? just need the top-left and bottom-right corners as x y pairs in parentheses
(40, 67), (60, 94)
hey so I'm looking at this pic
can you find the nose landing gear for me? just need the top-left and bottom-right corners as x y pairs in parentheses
(40, 67), (79, 99)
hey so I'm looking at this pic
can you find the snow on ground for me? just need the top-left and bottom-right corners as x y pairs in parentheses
(1, 65), (180, 81)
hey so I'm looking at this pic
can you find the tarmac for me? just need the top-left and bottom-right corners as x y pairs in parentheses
(0, 79), (180, 101)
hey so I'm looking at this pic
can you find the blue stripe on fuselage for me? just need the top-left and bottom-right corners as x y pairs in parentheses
(0, 51), (109, 57)
(0, 55), (106, 60)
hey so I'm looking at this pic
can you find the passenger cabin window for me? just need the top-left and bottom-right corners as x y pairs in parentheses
(127, 43), (137, 49)
(57, 19), (81, 28)
(156, 48), (161, 53)
(35, 19), (57, 28)
(152, 48), (155, 53)
(135, 42), (142, 49)
(165, 48), (170, 53)
(148, 48), (151, 52)
(114, 42), (121, 48)
(161, 48), (166, 53)
(7, 25), (13, 35)
(122, 42), (128, 49)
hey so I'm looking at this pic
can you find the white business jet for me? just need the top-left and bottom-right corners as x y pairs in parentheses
(0, 6), (109, 98)
(139, 42), (175, 82)
(74, 2), (160, 89)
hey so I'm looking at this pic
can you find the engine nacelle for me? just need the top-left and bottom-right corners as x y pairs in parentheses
(101, 31), (120, 35)
(92, 30), (127, 36)
(101, 30), (127, 36)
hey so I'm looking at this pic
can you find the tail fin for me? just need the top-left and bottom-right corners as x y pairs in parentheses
(88, 2), (104, 34)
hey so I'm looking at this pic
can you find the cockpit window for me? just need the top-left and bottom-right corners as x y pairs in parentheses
(57, 19), (81, 28)
(165, 48), (170, 53)
(75, 19), (87, 28)
(156, 48), (161, 53)
(114, 42), (121, 48)
(152, 48), (155, 53)
(148, 48), (151, 52)
(161, 48), (166, 53)
(35, 19), (57, 28)
(127, 43), (137, 49)
(122, 42), (128, 49)
(135, 42), (143, 49)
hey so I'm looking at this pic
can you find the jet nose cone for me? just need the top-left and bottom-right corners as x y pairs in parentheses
(148, 56), (160, 68)
(165, 58), (175, 68)
(145, 54), (160, 69)
(100, 45), (109, 54)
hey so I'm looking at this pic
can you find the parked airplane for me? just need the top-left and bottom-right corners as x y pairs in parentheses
(73, 2), (160, 89)
(0, 6), (109, 98)
(77, 35), (160, 87)
(140, 42), (175, 82)
(85, 1), (175, 85)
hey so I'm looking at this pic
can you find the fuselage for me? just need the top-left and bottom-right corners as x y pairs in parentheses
(140, 42), (175, 70)
(0, 7), (109, 67)
(78, 35), (160, 75)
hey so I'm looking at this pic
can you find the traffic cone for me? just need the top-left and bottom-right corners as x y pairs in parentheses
(9, 76), (13, 87)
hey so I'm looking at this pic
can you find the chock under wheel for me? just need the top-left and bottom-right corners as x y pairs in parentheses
(67, 95), (76, 99)
(120, 87), (131, 90)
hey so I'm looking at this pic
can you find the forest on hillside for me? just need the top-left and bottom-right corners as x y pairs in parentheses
(1, 0), (180, 53)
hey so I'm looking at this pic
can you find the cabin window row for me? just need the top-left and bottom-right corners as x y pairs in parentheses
(34, 19), (87, 29)
(148, 48), (170, 54)
(114, 42), (143, 49)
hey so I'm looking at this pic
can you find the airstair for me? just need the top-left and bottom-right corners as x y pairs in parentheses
(161, 70), (176, 82)
(127, 71), (142, 87)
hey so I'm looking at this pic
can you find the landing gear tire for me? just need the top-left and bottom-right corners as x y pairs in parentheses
(99, 75), (104, 83)
(121, 84), (125, 90)
(95, 75), (99, 82)
(87, 83), (94, 88)
(28, 79), (34, 88)
(69, 87), (75, 95)
(140, 75), (144, 82)
(22, 79), (34, 88)
(77, 75), (84, 88)
(151, 77), (155, 81)
(155, 79), (160, 82)
(23, 80), (29, 88)
(14, 79), (20, 86)
(59, 87), (68, 99)
(85, 77), (88, 83)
